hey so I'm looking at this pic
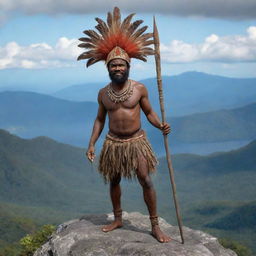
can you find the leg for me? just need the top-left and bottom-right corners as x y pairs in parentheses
(136, 155), (171, 243)
(102, 175), (123, 232)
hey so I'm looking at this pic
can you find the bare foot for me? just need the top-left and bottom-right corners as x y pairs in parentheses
(102, 219), (123, 232)
(152, 225), (171, 243)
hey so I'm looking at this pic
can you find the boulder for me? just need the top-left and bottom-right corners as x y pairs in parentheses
(34, 212), (237, 256)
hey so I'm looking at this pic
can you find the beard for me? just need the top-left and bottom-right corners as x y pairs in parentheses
(109, 69), (129, 84)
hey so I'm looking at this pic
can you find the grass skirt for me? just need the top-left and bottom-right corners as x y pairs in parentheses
(99, 131), (158, 183)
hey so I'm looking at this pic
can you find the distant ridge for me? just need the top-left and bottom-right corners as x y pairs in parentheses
(53, 71), (256, 116)
(0, 91), (98, 146)
(170, 101), (256, 142)
(0, 90), (255, 151)
(147, 101), (256, 152)
(171, 139), (256, 174)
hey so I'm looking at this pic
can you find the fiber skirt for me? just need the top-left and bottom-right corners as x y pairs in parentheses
(99, 131), (158, 182)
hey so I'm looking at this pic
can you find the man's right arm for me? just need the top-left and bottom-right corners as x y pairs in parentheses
(86, 89), (107, 162)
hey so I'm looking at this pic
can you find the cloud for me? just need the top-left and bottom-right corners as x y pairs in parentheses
(0, 37), (82, 69)
(1, 26), (256, 69)
(161, 26), (256, 63)
(0, 0), (256, 20)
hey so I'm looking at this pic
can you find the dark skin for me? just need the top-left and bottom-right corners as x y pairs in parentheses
(86, 58), (171, 243)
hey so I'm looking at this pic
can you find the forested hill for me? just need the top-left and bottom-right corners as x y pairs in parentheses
(1, 128), (255, 210)
(1, 129), (256, 254)
(0, 129), (101, 212)
(170, 139), (256, 174)
(169, 102), (256, 143)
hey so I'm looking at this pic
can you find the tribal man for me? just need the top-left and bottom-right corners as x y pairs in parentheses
(78, 7), (171, 243)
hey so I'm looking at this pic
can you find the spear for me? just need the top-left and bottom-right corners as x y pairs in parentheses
(153, 17), (185, 244)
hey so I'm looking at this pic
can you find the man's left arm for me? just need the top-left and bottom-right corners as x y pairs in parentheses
(139, 84), (170, 135)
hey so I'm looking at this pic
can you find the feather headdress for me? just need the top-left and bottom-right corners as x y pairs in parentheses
(77, 7), (154, 67)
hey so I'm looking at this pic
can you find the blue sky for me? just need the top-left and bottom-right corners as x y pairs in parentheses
(0, 0), (256, 93)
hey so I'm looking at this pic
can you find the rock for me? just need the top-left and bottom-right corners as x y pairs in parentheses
(34, 212), (237, 256)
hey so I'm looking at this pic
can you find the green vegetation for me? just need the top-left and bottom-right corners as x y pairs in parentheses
(168, 102), (256, 143)
(181, 201), (256, 254)
(0, 244), (20, 256)
(0, 130), (256, 254)
(0, 225), (56, 256)
(19, 225), (55, 256)
(0, 204), (37, 243)
(0, 129), (109, 214)
(206, 202), (256, 230)
(219, 238), (252, 256)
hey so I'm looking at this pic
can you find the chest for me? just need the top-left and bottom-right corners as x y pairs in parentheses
(102, 90), (141, 111)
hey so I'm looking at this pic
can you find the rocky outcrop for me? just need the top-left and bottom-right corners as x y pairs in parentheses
(34, 212), (237, 256)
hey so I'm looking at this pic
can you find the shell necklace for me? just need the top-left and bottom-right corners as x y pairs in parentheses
(107, 80), (133, 103)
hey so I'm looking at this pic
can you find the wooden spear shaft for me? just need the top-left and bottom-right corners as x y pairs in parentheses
(153, 17), (185, 244)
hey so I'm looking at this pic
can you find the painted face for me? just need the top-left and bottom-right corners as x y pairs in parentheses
(108, 58), (130, 84)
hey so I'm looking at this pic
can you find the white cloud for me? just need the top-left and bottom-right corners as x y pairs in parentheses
(161, 26), (256, 63)
(0, 37), (82, 69)
(1, 26), (256, 69)
(0, 0), (256, 19)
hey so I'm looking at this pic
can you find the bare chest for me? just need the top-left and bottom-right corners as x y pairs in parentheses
(102, 89), (141, 111)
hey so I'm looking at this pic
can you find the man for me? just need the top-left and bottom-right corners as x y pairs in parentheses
(78, 7), (171, 243)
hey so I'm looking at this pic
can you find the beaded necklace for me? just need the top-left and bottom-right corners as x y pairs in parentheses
(107, 80), (134, 103)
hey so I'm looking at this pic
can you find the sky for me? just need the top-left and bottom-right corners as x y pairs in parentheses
(0, 0), (256, 93)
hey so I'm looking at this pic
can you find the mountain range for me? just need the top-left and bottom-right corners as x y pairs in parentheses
(0, 129), (255, 253)
(0, 91), (98, 146)
(53, 71), (256, 117)
(1, 128), (255, 210)
(1, 90), (255, 155)
(1, 70), (256, 254)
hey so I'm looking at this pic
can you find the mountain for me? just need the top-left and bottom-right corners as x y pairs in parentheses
(147, 140), (256, 221)
(1, 91), (255, 154)
(0, 91), (98, 146)
(147, 102), (256, 154)
(53, 82), (103, 102)
(184, 201), (256, 254)
(156, 141), (256, 253)
(1, 128), (255, 212)
(172, 139), (256, 175)
(0, 130), (255, 254)
(1, 129), (255, 210)
(205, 201), (256, 231)
(0, 129), (107, 213)
(53, 71), (256, 116)
(0, 202), (37, 249)
(170, 102), (256, 143)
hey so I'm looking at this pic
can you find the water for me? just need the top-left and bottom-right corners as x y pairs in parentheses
(157, 140), (252, 156)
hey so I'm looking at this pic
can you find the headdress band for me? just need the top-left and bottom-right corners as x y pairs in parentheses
(106, 46), (130, 65)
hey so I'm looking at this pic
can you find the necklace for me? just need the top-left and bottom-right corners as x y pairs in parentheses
(107, 80), (134, 103)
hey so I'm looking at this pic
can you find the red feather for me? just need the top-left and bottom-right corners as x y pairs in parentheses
(78, 7), (153, 65)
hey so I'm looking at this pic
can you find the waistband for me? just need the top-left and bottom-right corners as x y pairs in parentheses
(106, 130), (145, 143)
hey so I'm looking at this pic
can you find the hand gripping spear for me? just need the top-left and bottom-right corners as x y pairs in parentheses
(153, 17), (185, 244)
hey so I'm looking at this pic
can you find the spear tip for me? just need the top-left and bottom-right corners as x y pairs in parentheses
(153, 16), (160, 47)
(153, 16), (158, 35)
